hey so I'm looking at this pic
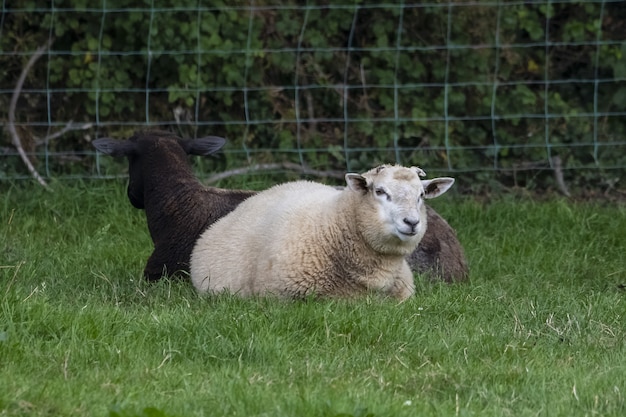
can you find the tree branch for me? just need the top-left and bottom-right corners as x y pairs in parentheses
(34, 121), (93, 146)
(204, 162), (345, 184)
(6, 39), (53, 188)
(551, 155), (571, 197)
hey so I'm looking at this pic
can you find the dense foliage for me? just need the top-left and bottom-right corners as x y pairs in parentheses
(1, 1), (625, 191)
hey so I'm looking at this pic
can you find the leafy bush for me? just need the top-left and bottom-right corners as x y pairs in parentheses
(1, 1), (624, 191)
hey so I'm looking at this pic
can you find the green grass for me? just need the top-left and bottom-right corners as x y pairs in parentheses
(1, 180), (625, 417)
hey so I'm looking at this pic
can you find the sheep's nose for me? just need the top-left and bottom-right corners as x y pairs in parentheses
(403, 217), (419, 230)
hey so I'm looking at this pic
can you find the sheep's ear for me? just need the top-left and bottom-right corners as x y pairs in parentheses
(422, 177), (455, 199)
(93, 138), (136, 157)
(184, 136), (226, 156)
(345, 173), (369, 194)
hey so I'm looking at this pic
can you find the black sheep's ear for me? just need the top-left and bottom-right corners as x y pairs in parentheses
(184, 136), (226, 156)
(93, 138), (136, 157)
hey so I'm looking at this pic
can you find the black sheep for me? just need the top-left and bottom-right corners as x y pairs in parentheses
(407, 206), (469, 283)
(93, 130), (256, 281)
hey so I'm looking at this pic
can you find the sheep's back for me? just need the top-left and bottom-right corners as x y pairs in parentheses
(190, 181), (341, 295)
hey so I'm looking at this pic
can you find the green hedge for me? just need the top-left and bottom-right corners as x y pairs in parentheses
(1, 1), (625, 191)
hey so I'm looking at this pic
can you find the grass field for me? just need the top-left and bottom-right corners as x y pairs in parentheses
(1, 180), (625, 417)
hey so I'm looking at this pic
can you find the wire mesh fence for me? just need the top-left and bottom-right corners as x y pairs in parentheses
(1, 1), (625, 190)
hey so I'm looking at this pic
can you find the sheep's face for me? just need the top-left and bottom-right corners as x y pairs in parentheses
(346, 164), (455, 255)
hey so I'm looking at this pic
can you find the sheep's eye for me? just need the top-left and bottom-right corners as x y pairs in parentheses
(375, 188), (390, 200)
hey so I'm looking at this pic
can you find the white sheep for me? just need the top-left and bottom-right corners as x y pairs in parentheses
(190, 164), (455, 300)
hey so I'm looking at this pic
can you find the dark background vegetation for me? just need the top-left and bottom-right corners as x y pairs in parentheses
(1, 1), (625, 194)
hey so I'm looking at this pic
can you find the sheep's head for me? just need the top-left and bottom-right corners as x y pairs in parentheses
(346, 164), (455, 255)
(93, 130), (225, 209)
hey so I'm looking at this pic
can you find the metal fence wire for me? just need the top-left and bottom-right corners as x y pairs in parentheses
(1, 1), (625, 189)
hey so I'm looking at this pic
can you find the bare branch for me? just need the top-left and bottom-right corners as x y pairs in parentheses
(6, 39), (53, 188)
(551, 155), (571, 197)
(34, 121), (94, 146)
(204, 162), (345, 184)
